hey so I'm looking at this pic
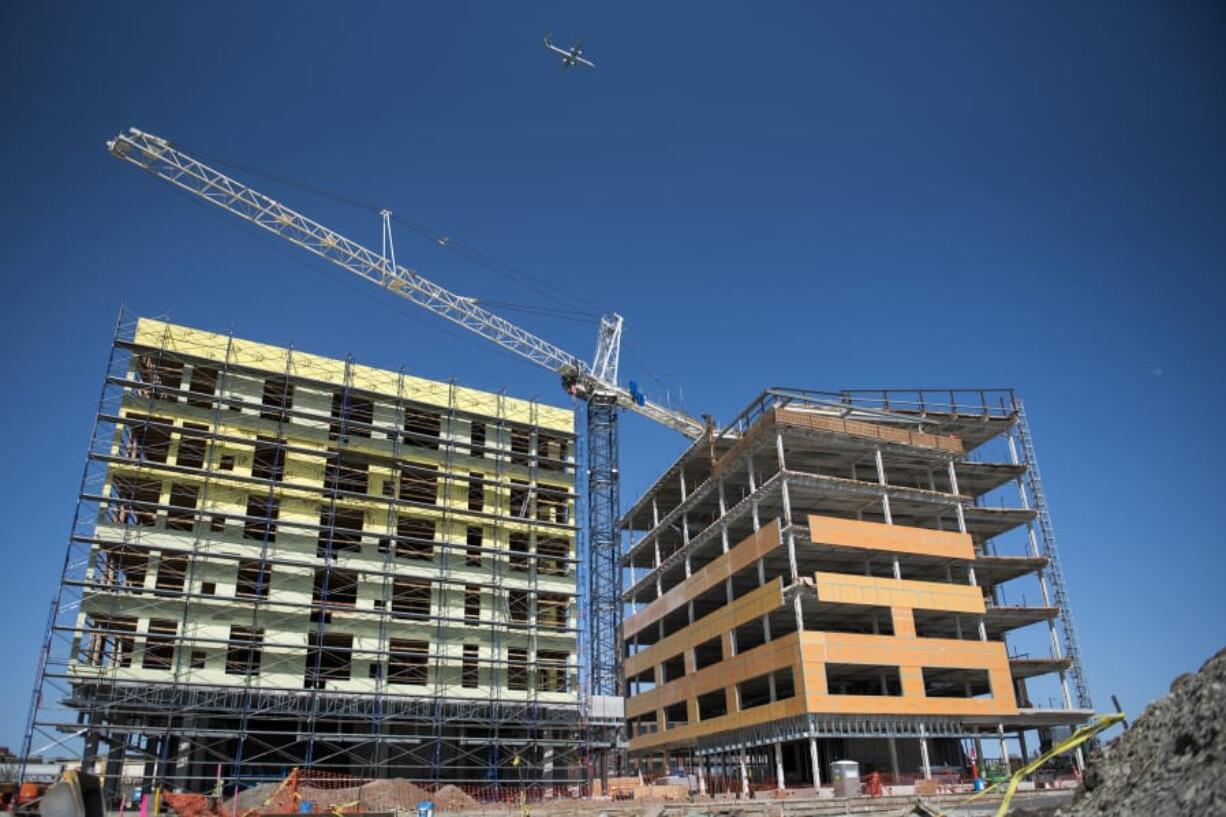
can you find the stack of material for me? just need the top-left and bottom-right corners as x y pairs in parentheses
(592, 777), (639, 799)
(1061, 647), (1226, 817)
(632, 784), (688, 801)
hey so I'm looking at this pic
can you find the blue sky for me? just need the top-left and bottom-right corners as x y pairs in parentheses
(3, 2), (1224, 752)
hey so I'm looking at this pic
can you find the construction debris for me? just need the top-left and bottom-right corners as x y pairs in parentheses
(1059, 646), (1226, 816)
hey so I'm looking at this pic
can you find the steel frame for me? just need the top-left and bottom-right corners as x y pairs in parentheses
(619, 386), (1091, 782)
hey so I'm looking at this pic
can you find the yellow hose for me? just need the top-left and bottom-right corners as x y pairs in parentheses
(933, 712), (1125, 817)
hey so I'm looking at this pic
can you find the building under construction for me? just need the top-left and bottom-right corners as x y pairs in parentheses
(23, 314), (585, 796)
(619, 388), (1091, 789)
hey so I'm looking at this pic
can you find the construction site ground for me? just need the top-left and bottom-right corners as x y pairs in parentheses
(160, 787), (1075, 817)
(408, 790), (1075, 817)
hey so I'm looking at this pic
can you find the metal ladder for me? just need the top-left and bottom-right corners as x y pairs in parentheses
(1014, 399), (1093, 710)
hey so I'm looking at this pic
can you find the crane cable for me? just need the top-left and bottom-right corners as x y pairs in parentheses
(172, 138), (606, 319)
(168, 137), (684, 400)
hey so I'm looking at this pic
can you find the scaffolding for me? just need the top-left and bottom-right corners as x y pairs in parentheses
(20, 311), (586, 798)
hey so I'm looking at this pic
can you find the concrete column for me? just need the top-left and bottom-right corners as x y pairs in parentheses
(919, 727), (932, 780)
(874, 448), (893, 522)
(739, 751), (750, 797)
(102, 734), (128, 803)
(653, 538), (663, 598)
(698, 755), (708, 795)
(781, 474), (805, 628)
(809, 738), (822, 790)
(81, 730), (100, 776)
(947, 459), (967, 533)
(140, 735), (160, 802)
(874, 448), (901, 578)
(774, 743), (786, 790)
(680, 471), (691, 582)
(172, 719), (196, 789)
(747, 457), (761, 530)
(997, 724), (1012, 774)
(966, 564), (988, 641)
(718, 477), (731, 553)
(888, 738), (900, 781)
(780, 479), (799, 580)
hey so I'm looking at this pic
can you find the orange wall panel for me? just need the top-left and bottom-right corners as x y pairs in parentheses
(799, 632), (1018, 717)
(813, 571), (986, 614)
(624, 579), (785, 679)
(809, 515), (975, 561)
(629, 692), (809, 753)
(623, 520), (782, 640)
(626, 632), (802, 720)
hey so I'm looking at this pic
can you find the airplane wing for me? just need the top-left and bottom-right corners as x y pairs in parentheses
(571, 39), (584, 56)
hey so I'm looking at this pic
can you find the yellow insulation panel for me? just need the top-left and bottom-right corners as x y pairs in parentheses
(133, 318), (573, 433)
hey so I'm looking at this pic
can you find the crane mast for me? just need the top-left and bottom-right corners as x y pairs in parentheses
(107, 127), (703, 724)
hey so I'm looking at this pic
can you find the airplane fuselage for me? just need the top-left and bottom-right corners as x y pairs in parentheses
(545, 40), (595, 69)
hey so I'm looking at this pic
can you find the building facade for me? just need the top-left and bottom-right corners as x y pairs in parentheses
(27, 315), (582, 793)
(619, 388), (1090, 790)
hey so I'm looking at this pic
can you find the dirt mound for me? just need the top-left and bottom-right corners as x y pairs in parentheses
(223, 782), (283, 815)
(162, 792), (214, 817)
(358, 778), (431, 811)
(297, 783), (364, 811)
(215, 776), (442, 815)
(1060, 646), (1226, 817)
(432, 785), (477, 810)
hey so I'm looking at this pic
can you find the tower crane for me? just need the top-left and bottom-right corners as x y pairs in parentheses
(106, 128), (706, 718)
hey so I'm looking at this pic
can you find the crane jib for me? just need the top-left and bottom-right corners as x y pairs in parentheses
(108, 128), (704, 438)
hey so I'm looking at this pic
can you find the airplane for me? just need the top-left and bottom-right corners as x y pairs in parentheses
(544, 35), (595, 70)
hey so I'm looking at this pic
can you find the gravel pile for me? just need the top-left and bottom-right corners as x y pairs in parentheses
(1060, 646), (1226, 817)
